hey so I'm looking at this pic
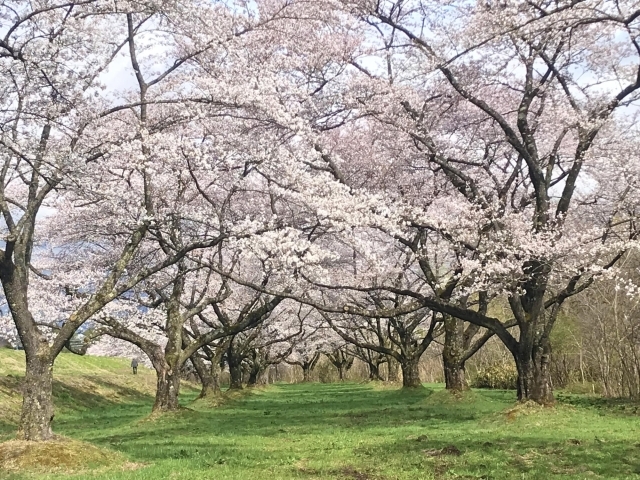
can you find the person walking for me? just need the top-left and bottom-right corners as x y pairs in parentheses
(131, 358), (139, 375)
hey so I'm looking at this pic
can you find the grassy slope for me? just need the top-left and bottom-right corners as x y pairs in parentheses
(0, 350), (163, 436)
(1, 351), (639, 480)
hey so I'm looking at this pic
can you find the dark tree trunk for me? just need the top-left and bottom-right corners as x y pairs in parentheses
(302, 365), (312, 382)
(327, 350), (353, 381)
(508, 264), (555, 404)
(198, 371), (217, 398)
(228, 361), (243, 390)
(368, 362), (383, 381)
(153, 305), (184, 411)
(401, 358), (422, 388)
(387, 356), (400, 382)
(247, 365), (263, 386)
(514, 336), (554, 404)
(18, 350), (55, 441)
(443, 316), (468, 391)
(153, 366), (181, 411)
(298, 354), (320, 382)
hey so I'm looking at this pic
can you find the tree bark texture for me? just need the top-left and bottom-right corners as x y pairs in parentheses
(514, 336), (554, 404)
(443, 316), (469, 391)
(153, 366), (181, 411)
(18, 352), (55, 441)
(387, 356), (400, 382)
(401, 358), (422, 388)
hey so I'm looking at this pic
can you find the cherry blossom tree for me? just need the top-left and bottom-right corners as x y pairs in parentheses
(189, 337), (229, 399)
(242, 317), (304, 387)
(326, 346), (355, 381)
(304, 0), (640, 403)
(94, 256), (285, 409)
(0, 0), (362, 439)
(323, 305), (440, 388)
(0, 0), (236, 439)
(285, 315), (333, 382)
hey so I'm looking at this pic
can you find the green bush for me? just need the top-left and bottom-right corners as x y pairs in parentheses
(471, 364), (518, 390)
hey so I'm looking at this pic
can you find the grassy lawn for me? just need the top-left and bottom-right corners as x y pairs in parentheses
(1, 351), (640, 479)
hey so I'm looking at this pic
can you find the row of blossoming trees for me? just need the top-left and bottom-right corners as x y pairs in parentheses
(0, 0), (639, 441)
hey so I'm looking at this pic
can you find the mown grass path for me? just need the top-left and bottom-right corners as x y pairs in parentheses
(2, 378), (640, 479)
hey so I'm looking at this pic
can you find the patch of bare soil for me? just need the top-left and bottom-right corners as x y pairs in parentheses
(423, 444), (463, 457)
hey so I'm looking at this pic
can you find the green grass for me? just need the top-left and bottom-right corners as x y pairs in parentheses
(1, 350), (640, 479)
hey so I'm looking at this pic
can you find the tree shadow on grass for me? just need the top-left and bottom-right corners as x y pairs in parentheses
(85, 383), (504, 452)
(48, 383), (640, 480)
(557, 393), (640, 415)
(376, 433), (640, 479)
(0, 419), (15, 439)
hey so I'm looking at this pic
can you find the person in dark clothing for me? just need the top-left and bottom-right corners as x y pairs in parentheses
(131, 358), (139, 375)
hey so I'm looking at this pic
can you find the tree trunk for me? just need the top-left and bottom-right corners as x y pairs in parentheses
(337, 365), (345, 381)
(368, 362), (382, 381)
(18, 351), (55, 441)
(302, 365), (311, 382)
(444, 359), (467, 391)
(1, 262), (57, 441)
(228, 361), (243, 390)
(247, 365), (264, 386)
(401, 358), (422, 388)
(192, 354), (221, 398)
(443, 316), (469, 391)
(387, 356), (400, 382)
(198, 373), (217, 398)
(153, 367), (181, 411)
(514, 339), (554, 404)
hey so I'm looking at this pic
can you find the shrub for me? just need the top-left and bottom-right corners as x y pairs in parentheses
(471, 364), (518, 390)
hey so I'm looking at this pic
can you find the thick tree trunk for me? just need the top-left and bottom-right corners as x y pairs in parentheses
(328, 350), (354, 382)
(153, 367), (181, 411)
(444, 360), (467, 391)
(153, 301), (184, 411)
(443, 316), (469, 391)
(508, 263), (555, 404)
(198, 373), (217, 398)
(228, 361), (243, 390)
(2, 262), (58, 441)
(18, 351), (55, 441)
(387, 356), (400, 382)
(401, 358), (422, 388)
(302, 365), (311, 382)
(251, 369), (268, 386)
(248, 365), (265, 386)
(514, 340), (554, 404)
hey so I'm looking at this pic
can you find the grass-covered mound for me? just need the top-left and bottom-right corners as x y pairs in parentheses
(0, 437), (130, 474)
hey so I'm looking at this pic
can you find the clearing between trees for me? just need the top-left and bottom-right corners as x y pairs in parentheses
(0, 351), (639, 480)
